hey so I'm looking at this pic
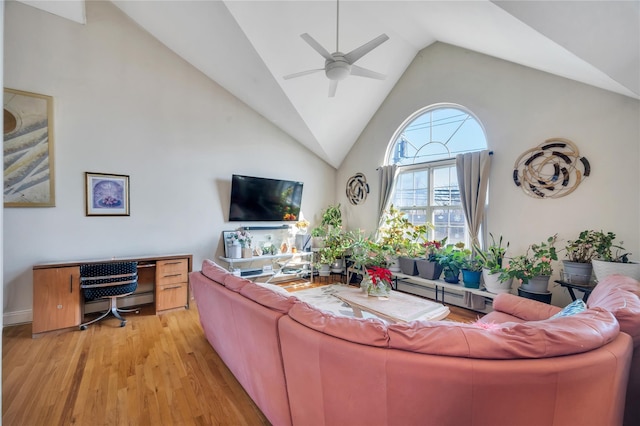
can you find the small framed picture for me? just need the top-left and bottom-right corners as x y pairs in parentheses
(85, 172), (130, 216)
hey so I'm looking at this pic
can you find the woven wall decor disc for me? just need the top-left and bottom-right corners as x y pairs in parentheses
(346, 172), (369, 205)
(513, 138), (590, 199)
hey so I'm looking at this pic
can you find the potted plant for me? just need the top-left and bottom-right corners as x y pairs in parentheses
(320, 203), (342, 229)
(590, 231), (640, 281)
(310, 226), (326, 249)
(318, 227), (347, 273)
(461, 255), (483, 288)
(435, 243), (470, 284)
(377, 205), (430, 273)
(562, 230), (602, 285)
(501, 235), (558, 293)
(477, 234), (512, 294)
(416, 237), (447, 279)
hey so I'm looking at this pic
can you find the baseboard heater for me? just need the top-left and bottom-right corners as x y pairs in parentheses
(396, 281), (493, 314)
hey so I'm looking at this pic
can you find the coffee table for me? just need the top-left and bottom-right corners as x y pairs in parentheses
(333, 286), (450, 323)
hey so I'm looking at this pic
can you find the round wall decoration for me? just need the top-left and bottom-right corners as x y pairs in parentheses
(513, 138), (590, 199)
(346, 172), (369, 205)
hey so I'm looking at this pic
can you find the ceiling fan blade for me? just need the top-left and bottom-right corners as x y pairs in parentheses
(343, 33), (389, 64)
(300, 33), (333, 61)
(350, 65), (386, 80)
(328, 80), (338, 97)
(283, 69), (324, 80)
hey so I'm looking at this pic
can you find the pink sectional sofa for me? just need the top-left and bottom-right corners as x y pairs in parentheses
(190, 260), (636, 426)
(480, 274), (640, 426)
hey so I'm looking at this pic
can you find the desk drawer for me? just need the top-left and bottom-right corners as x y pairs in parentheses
(156, 259), (188, 285)
(156, 282), (188, 311)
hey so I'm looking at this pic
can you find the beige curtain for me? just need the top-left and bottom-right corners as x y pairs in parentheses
(456, 150), (492, 309)
(377, 164), (397, 230)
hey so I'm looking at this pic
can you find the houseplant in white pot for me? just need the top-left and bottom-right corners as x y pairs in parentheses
(591, 231), (640, 281)
(477, 234), (512, 293)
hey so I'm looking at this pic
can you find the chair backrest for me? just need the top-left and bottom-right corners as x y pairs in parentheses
(80, 261), (138, 300)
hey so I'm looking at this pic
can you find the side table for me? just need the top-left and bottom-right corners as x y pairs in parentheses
(554, 280), (596, 302)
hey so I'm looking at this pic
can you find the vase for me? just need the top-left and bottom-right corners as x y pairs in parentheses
(592, 259), (640, 282)
(367, 280), (392, 297)
(319, 264), (331, 277)
(461, 269), (482, 288)
(562, 260), (593, 285)
(242, 247), (252, 258)
(521, 275), (551, 293)
(482, 268), (513, 294)
(398, 257), (419, 275)
(416, 259), (443, 280)
(228, 242), (241, 259)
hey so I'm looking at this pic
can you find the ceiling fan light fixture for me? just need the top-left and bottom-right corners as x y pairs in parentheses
(325, 59), (351, 80)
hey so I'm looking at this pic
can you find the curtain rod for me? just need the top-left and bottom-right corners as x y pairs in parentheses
(376, 150), (493, 170)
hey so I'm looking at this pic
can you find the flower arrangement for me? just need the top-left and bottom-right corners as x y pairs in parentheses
(500, 235), (558, 283)
(365, 266), (393, 296)
(423, 237), (447, 261)
(231, 229), (253, 248)
(295, 218), (310, 232)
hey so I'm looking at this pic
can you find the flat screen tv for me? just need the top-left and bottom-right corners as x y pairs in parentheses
(229, 174), (304, 222)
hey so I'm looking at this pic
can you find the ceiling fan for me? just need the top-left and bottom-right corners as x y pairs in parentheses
(283, 0), (389, 97)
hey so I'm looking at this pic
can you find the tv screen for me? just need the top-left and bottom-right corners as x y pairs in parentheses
(229, 175), (304, 222)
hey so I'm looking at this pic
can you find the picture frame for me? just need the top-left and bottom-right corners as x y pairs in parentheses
(85, 172), (130, 216)
(4, 88), (55, 207)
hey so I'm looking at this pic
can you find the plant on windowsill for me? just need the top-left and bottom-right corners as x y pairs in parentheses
(414, 237), (447, 279)
(460, 256), (483, 288)
(435, 243), (470, 284)
(500, 234), (558, 293)
(377, 205), (431, 273)
(476, 233), (512, 294)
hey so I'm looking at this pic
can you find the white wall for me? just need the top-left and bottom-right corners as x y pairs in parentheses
(338, 42), (640, 306)
(3, 1), (335, 324)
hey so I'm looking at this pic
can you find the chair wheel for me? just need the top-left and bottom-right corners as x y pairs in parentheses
(120, 321), (126, 327)
(80, 325), (87, 331)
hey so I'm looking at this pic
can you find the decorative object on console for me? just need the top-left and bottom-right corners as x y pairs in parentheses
(345, 172), (369, 205)
(513, 138), (590, 199)
(4, 88), (55, 207)
(85, 172), (130, 216)
(363, 266), (392, 297)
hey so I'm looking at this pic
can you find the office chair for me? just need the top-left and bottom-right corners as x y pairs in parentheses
(79, 261), (140, 330)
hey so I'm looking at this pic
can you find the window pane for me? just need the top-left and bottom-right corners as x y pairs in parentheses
(432, 208), (466, 245)
(392, 170), (428, 208)
(432, 166), (460, 206)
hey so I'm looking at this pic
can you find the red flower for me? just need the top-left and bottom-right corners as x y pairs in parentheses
(367, 266), (392, 285)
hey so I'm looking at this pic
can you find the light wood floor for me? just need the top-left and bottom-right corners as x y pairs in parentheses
(3, 283), (480, 425)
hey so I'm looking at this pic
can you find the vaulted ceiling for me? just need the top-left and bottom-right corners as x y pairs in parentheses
(18, 0), (640, 168)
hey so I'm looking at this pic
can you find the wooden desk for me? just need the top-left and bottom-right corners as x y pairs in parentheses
(32, 254), (192, 336)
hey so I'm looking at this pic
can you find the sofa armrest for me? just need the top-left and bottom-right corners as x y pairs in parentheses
(488, 293), (562, 322)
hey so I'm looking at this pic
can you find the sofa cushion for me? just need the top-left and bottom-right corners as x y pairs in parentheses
(288, 301), (389, 347)
(239, 281), (296, 314)
(388, 307), (619, 359)
(588, 274), (640, 346)
(201, 259), (230, 284)
(224, 274), (250, 292)
(550, 299), (587, 319)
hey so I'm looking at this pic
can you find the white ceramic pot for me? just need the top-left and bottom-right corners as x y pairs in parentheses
(482, 268), (513, 294)
(521, 275), (551, 293)
(592, 259), (640, 281)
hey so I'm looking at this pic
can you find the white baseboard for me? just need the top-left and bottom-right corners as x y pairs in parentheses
(4, 309), (32, 327)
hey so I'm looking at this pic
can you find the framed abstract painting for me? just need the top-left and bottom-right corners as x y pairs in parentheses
(85, 172), (130, 216)
(3, 88), (55, 207)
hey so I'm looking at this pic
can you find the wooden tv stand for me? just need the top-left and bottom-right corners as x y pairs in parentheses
(32, 254), (192, 336)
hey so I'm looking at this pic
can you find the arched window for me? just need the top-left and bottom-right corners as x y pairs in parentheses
(385, 104), (487, 245)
